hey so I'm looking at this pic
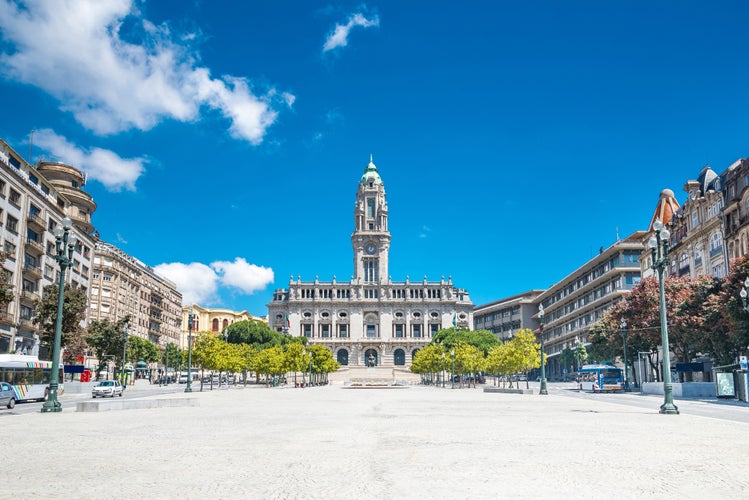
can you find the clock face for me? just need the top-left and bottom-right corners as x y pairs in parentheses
(365, 243), (377, 254)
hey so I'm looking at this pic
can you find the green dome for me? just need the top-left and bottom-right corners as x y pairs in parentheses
(360, 156), (382, 185)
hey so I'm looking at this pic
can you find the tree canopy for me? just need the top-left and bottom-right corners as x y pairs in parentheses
(431, 327), (500, 354)
(33, 283), (88, 359)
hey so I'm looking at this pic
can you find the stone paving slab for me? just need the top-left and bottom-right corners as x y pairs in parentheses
(3, 384), (748, 499)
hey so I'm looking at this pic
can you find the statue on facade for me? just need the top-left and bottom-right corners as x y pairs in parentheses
(368, 353), (375, 367)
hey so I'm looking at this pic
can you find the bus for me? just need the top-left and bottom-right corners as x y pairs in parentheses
(577, 364), (624, 392)
(0, 354), (64, 402)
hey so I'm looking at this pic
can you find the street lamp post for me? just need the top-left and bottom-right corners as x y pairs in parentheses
(538, 304), (548, 395)
(41, 217), (76, 413)
(441, 352), (446, 388)
(450, 349), (455, 389)
(185, 307), (195, 393)
(308, 350), (313, 387)
(648, 219), (679, 415)
(164, 343), (169, 386)
(620, 318), (630, 392)
(120, 325), (129, 388)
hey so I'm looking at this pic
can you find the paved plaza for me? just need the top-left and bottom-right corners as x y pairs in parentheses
(3, 381), (748, 499)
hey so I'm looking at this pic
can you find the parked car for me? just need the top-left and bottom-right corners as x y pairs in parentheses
(0, 381), (16, 409)
(92, 380), (123, 398)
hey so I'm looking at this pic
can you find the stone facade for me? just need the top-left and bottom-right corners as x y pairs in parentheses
(667, 166), (728, 279)
(267, 158), (473, 367)
(180, 304), (265, 349)
(721, 158), (749, 263)
(473, 290), (543, 341)
(0, 138), (95, 355)
(89, 242), (182, 350)
(536, 231), (646, 379)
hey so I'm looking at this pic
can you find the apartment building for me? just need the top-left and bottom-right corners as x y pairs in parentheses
(535, 231), (646, 379)
(721, 158), (749, 263)
(89, 242), (182, 349)
(665, 166), (728, 279)
(0, 138), (95, 356)
(473, 290), (543, 341)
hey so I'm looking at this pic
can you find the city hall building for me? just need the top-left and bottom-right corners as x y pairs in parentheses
(267, 157), (473, 368)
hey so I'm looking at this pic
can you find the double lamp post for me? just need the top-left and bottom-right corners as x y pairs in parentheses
(41, 218), (77, 413)
(648, 219), (679, 415)
(185, 306), (195, 392)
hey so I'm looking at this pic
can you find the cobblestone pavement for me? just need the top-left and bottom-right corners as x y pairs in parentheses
(2, 382), (748, 499)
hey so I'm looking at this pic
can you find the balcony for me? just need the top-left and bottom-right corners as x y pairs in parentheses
(23, 262), (42, 278)
(25, 238), (44, 254)
(0, 311), (12, 324)
(18, 317), (36, 329)
(710, 246), (724, 258)
(27, 211), (45, 229)
(21, 289), (39, 302)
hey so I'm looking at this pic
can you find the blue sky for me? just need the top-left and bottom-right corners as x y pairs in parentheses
(2, 1), (749, 316)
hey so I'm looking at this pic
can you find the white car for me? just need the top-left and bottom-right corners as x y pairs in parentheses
(92, 380), (123, 398)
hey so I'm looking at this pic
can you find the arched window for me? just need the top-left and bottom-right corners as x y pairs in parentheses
(411, 349), (419, 360)
(710, 232), (722, 252)
(394, 349), (405, 366)
(337, 349), (349, 366)
(212, 318), (219, 332)
(222, 319), (229, 329)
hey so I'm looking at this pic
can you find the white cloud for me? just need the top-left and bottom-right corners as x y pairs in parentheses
(323, 12), (379, 52)
(33, 128), (145, 191)
(211, 257), (274, 294)
(153, 262), (219, 306)
(0, 0), (292, 143)
(419, 225), (431, 239)
(154, 258), (274, 306)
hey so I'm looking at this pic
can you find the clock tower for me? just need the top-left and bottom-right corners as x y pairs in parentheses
(352, 156), (390, 283)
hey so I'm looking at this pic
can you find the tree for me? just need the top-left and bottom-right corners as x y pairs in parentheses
(309, 344), (339, 385)
(252, 346), (286, 385)
(225, 320), (290, 349)
(716, 255), (749, 363)
(410, 344), (446, 385)
(86, 316), (131, 373)
(32, 283), (88, 360)
(509, 329), (541, 389)
(128, 336), (160, 364)
(284, 342), (306, 385)
(237, 343), (258, 386)
(431, 327), (500, 354)
(0, 250), (14, 306)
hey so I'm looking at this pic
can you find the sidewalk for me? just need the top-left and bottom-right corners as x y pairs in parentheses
(6, 384), (749, 499)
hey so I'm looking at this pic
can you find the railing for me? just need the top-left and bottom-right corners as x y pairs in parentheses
(0, 311), (12, 324)
(710, 246), (724, 258)
(27, 211), (44, 226)
(19, 317), (35, 328)
(25, 238), (44, 253)
(23, 262), (42, 276)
